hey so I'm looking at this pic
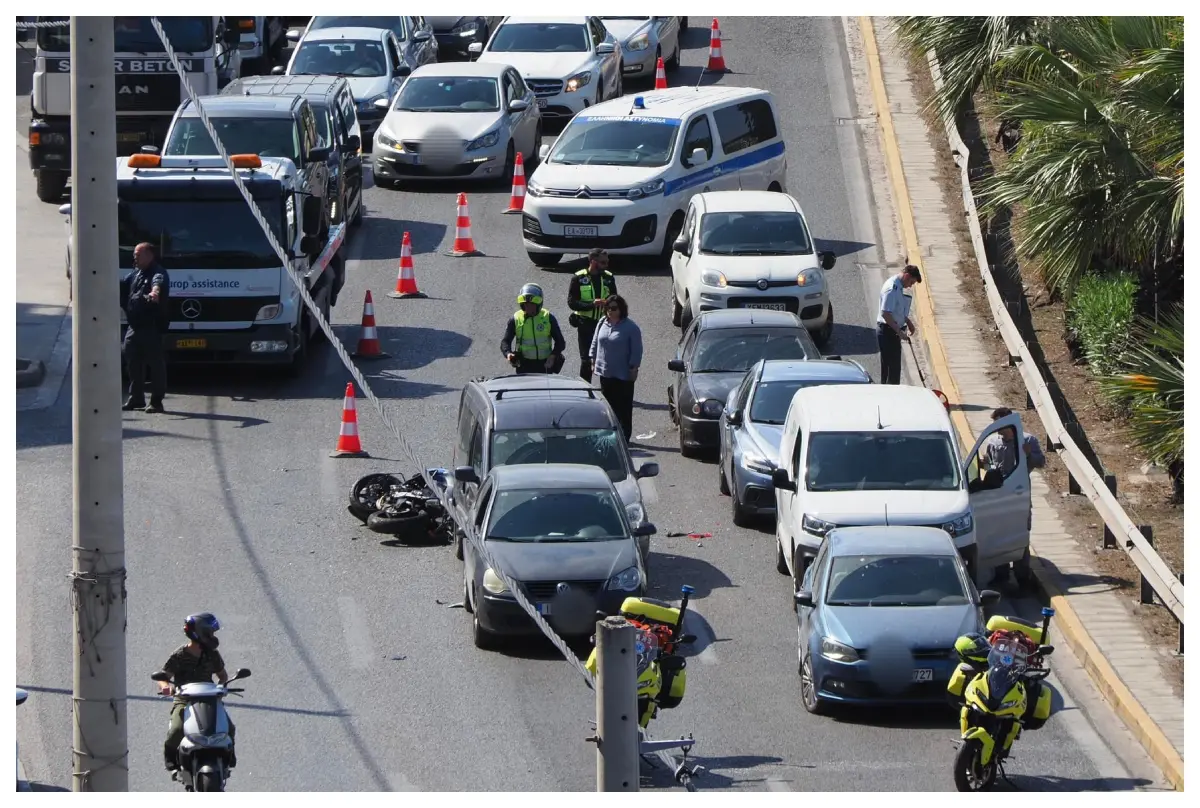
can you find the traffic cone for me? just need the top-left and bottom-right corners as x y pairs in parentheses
(388, 232), (427, 299)
(351, 290), (389, 359)
(448, 193), (483, 256)
(706, 18), (728, 72)
(330, 382), (369, 458)
(654, 56), (667, 89)
(503, 153), (527, 214)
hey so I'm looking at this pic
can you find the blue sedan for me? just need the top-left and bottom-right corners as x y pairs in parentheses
(718, 358), (871, 526)
(793, 526), (1001, 714)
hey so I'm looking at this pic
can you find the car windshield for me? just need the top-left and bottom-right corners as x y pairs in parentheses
(824, 554), (969, 607)
(38, 16), (215, 52)
(292, 39), (387, 77)
(699, 211), (813, 256)
(395, 77), (500, 112)
(164, 117), (301, 165)
(492, 429), (628, 481)
(487, 489), (628, 542)
(311, 16), (406, 40)
(806, 431), (962, 491)
(118, 199), (285, 270)
(549, 117), (679, 167)
(750, 378), (869, 424)
(692, 329), (816, 373)
(489, 23), (590, 53)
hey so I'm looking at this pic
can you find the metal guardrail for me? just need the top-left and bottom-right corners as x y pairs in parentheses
(924, 53), (1184, 628)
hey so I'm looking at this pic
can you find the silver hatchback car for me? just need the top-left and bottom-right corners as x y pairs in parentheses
(718, 358), (871, 526)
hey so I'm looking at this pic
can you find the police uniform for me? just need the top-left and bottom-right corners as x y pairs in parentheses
(501, 306), (567, 375)
(567, 268), (616, 382)
(876, 271), (913, 385)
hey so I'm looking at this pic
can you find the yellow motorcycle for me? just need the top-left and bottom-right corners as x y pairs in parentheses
(947, 607), (1057, 791)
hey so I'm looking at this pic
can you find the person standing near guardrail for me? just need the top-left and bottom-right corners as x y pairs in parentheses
(875, 264), (921, 385)
(988, 407), (1047, 470)
(122, 242), (171, 413)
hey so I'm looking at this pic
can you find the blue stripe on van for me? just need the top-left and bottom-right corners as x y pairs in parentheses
(664, 140), (786, 198)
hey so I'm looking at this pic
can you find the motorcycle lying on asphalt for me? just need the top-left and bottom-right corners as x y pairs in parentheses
(947, 607), (1057, 791)
(347, 468), (451, 542)
(151, 667), (251, 792)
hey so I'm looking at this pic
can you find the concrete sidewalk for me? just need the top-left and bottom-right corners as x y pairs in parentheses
(867, 18), (1184, 788)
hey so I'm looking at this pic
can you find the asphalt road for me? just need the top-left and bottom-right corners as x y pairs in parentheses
(14, 20), (1168, 792)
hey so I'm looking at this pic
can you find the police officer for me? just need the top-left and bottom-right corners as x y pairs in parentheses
(566, 247), (617, 382)
(123, 242), (171, 412)
(501, 283), (566, 375)
(876, 264), (921, 385)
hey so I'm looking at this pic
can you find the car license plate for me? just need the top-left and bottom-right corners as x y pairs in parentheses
(537, 98), (548, 108)
(537, 602), (552, 616)
(176, 338), (207, 349)
(564, 225), (598, 238)
(745, 302), (787, 311)
(912, 668), (934, 683)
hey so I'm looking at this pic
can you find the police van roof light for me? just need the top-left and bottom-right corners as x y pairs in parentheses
(632, 96), (645, 110)
(230, 154), (263, 169)
(127, 153), (161, 168)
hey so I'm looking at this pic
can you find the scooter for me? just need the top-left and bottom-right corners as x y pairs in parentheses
(151, 668), (251, 792)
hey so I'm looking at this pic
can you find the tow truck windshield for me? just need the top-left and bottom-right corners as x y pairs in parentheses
(118, 199), (286, 270)
(36, 16), (215, 53)
(164, 118), (302, 166)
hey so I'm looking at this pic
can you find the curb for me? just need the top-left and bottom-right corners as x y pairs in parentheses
(16, 357), (45, 388)
(858, 15), (1184, 791)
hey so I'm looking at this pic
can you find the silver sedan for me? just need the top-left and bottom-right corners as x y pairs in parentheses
(718, 358), (872, 526)
(599, 16), (686, 81)
(371, 61), (542, 186)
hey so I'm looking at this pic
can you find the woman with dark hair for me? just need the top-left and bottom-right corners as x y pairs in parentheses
(589, 294), (643, 441)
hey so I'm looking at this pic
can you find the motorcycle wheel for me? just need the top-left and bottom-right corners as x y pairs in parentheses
(348, 474), (404, 523)
(953, 738), (997, 792)
(367, 507), (431, 537)
(196, 771), (224, 792)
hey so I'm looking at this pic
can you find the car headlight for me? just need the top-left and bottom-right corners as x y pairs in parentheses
(742, 451), (775, 474)
(376, 132), (401, 151)
(692, 398), (724, 418)
(626, 178), (665, 199)
(820, 637), (860, 663)
(526, 178), (544, 197)
(942, 512), (974, 537)
(451, 20), (479, 36)
(255, 304), (281, 321)
(184, 732), (230, 748)
(625, 502), (645, 526)
(796, 269), (822, 287)
(802, 513), (836, 537)
(467, 129), (500, 151)
(482, 568), (510, 595)
(607, 566), (642, 592)
(625, 34), (651, 52)
(359, 94), (387, 112)
(700, 269), (727, 288)
(565, 71), (592, 93)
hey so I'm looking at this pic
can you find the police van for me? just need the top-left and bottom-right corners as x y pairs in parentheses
(523, 86), (787, 268)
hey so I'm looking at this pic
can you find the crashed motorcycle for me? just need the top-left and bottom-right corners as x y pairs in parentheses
(152, 668), (251, 792)
(947, 608), (1056, 791)
(348, 469), (451, 541)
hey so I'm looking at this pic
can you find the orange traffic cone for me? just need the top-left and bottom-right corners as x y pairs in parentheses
(654, 56), (667, 89)
(448, 193), (482, 256)
(504, 153), (527, 214)
(351, 290), (389, 359)
(388, 232), (427, 299)
(330, 382), (369, 458)
(706, 18), (728, 72)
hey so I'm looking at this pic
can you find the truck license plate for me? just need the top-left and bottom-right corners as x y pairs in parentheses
(176, 338), (207, 349)
(537, 602), (552, 616)
(536, 98), (548, 108)
(746, 302), (787, 311)
(564, 225), (598, 238)
(912, 668), (934, 683)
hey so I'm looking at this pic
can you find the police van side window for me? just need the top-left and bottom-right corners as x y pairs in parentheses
(680, 115), (714, 168)
(712, 99), (779, 156)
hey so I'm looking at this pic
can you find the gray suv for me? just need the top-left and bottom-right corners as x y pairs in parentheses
(449, 374), (659, 559)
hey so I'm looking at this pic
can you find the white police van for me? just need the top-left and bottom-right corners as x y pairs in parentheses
(523, 86), (787, 268)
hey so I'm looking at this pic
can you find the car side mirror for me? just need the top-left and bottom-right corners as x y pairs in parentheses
(726, 409), (742, 426)
(286, 29), (301, 42)
(468, 42), (484, 55)
(633, 522), (657, 537)
(301, 196), (323, 234)
(771, 468), (795, 492)
(673, 235), (690, 255)
(596, 42), (615, 54)
(270, 65), (285, 76)
(413, 31), (432, 43)
(1037, 644), (1055, 657)
(374, 97), (391, 111)
(508, 98), (529, 113)
(687, 147), (709, 168)
(299, 235), (321, 256)
(395, 64), (412, 77)
(539, 143), (551, 162)
(635, 461), (659, 479)
(454, 466), (480, 485)
(978, 589), (1001, 607)
(150, 671), (171, 682)
(307, 146), (331, 163)
(345, 135), (361, 152)
(59, 203), (71, 217)
(233, 668), (251, 679)
(819, 251), (837, 270)
(793, 590), (814, 608)
(667, 359), (686, 373)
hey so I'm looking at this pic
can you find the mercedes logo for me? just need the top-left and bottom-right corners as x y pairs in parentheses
(181, 299), (202, 319)
(756, 279), (770, 291)
(556, 582), (571, 595)
(575, 186), (591, 199)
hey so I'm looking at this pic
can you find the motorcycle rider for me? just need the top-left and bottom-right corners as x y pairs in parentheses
(159, 613), (236, 775)
(500, 282), (566, 375)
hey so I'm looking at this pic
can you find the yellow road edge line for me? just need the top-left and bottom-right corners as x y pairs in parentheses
(857, 16), (1184, 791)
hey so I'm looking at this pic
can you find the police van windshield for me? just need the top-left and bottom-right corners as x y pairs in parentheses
(549, 117), (679, 167)
(118, 199), (286, 270)
(395, 77), (500, 113)
(805, 431), (962, 492)
(164, 118), (302, 166)
(292, 40), (387, 78)
(700, 212), (814, 256)
(492, 428), (628, 481)
(37, 17), (215, 53)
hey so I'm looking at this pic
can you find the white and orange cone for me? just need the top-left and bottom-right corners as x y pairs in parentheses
(654, 56), (667, 90)
(504, 152), (527, 214)
(706, 18), (728, 72)
(330, 382), (369, 458)
(388, 232), (427, 299)
(351, 290), (389, 359)
(448, 193), (482, 256)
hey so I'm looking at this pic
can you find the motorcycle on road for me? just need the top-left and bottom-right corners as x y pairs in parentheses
(151, 667), (251, 792)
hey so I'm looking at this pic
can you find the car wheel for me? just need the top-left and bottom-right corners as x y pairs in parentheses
(800, 653), (829, 715)
(678, 421), (698, 459)
(454, 528), (465, 560)
(473, 609), (498, 650)
(528, 251), (562, 268)
(768, 181), (784, 193)
(667, 39), (681, 70)
(776, 539), (790, 575)
(529, 120), (544, 167)
(36, 169), (68, 204)
(671, 287), (683, 327)
(680, 294), (694, 331)
(595, 79), (604, 107)
(731, 481), (751, 527)
(502, 140), (516, 184)
(350, 190), (364, 226)
(718, 460), (730, 495)
(1013, 548), (1034, 590)
(814, 301), (834, 349)
(462, 573), (473, 613)
(660, 212), (685, 268)
(613, 69), (623, 99)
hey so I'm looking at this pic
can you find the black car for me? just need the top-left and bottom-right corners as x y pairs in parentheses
(426, 16), (502, 61)
(667, 309), (821, 458)
(221, 75), (365, 231)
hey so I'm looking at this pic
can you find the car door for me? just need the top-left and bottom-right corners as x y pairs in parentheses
(588, 17), (620, 94)
(502, 69), (534, 155)
(671, 200), (699, 309)
(384, 34), (407, 98)
(672, 320), (700, 411)
(797, 537), (831, 647)
(332, 102), (362, 213)
(654, 16), (680, 61)
(775, 411), (804, 569)
(410, 16), (437, 64)
(464, 477), (495, 593)
(963, 412), (1031, 569)
(678, 112), (737, 197)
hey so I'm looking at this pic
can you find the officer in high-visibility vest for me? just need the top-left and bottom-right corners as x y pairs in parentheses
(566, 247), (618, 382)
(501, 282), (567, 375)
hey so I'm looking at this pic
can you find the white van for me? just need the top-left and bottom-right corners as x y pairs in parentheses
(522, 86), (788, 268)
(769, 384), (1031, 588)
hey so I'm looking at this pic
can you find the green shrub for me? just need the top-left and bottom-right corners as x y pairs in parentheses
(1067, 271), (1139, 376)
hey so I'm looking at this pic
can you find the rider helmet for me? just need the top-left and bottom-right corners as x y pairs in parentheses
(516, 283), (544, 308)
(954, 632), (990, 667)
(184, 612), (222, 651)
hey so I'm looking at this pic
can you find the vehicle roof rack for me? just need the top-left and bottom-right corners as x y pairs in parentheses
(492, 386), (597, 401)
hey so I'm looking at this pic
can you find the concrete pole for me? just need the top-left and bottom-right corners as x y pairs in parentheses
(70, 16), (128, 792)
(595, 616), (639, 792)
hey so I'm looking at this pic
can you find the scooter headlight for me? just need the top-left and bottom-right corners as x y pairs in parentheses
(184, 732), (230, 748)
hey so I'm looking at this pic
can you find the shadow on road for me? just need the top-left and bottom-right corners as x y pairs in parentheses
(998, 773), (1154, 792)
(646, 552), (734, 600)
(824, 322), (882, 360)
(814, 238), (875, 259)
(352, 216), (448, 260)
(828, 701), (959, 730)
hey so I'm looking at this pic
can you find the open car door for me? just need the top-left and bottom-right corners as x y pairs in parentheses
(963, 412), (1031, 575)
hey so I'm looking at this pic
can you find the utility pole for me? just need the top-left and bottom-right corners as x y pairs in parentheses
(595, 616), (639, 792)
(70, 15), (128, 792)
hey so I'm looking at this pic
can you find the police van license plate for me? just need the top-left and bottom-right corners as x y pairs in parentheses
(564, 226), (598, 238)
(745, 302), (787, 311)
(537, 98), (548, 108)
(537, 603), (552, 616)
(912, 668), (934, 682)
(176, 339), (207, 349)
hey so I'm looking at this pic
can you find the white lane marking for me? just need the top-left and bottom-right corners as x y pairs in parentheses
(387, 771), (420, 791)
(765, 776), (792, 791)
(16, 132), (29, 152)
(337, 596), (375, 671)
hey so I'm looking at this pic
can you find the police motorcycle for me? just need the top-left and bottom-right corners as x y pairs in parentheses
(151, 667), (252, 792)
(585, 585), (704, 790)
(947, 608), (1056, 791)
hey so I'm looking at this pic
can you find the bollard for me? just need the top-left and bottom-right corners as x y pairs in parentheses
(595, 616), (640, 792)
(1101, 475), (1118, 549)
(1138, 526), (1155, 605)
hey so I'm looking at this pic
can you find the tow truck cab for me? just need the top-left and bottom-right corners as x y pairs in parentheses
(111, 152), (344, 369)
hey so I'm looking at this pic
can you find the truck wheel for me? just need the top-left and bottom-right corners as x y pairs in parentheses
(36, 170), (67, 203)
(350, 191), (364, 226)
(285, 322), (308, 377)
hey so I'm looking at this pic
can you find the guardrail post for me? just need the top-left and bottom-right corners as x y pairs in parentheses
(1101, 475), (1119, 549)
(1177, 573), (1184, 655)
(595, 616), (639, 792)
(1065, 422), (1083, 494)
(1138, 526), (1155, 605)
(1025, 392), (1034, 410)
